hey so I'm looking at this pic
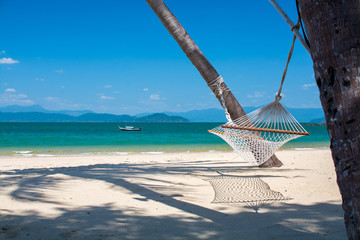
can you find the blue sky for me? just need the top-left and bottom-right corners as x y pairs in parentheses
(0, 0), (319, 115)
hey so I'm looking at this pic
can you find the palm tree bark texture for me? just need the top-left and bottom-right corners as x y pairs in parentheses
(146, 0), (283, 168)
(297, 0), (360, 239)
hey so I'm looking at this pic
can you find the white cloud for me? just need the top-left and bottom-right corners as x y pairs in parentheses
(100, 95), (115, 100)
(150, 94), (160, 100)
(18, 99), (34, 104)
(143, 88), (149, 91)
(104, 85), (112, 88)
(247, 91), (265, 98)
(303, 83), (316, 89)
(0, 91), (34, 105)
(44, 97), (60, 101)
(41, 99), (92, 112)
(5, 88), (16, 93)
(0, 57), (19, 64)
(17, 93), (28, 98)
(54, 68), (64, 73)
(35, 77), (45, 82)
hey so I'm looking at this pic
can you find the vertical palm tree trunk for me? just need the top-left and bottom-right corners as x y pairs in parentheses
(297, 0), (360, 238)
(146, 0), (282, 167)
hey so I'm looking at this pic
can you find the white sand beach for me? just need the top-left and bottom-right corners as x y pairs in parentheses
(0, 150), (346, 239)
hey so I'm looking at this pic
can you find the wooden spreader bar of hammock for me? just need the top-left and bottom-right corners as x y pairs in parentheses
(220, 125), (310, 136)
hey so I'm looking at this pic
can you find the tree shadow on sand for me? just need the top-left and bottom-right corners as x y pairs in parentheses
(0, 159), (347, 240)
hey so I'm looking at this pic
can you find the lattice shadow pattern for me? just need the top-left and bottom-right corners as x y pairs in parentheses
(205, 176), (289, 208)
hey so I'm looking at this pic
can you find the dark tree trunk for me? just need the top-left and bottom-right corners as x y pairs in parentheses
(146, 0), (283, 167)
(298, 0), (360, 238)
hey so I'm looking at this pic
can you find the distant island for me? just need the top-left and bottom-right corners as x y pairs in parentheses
(0, 105), (325, 123)
(0, 105), (188, 122)
(0, 112), (188, 123)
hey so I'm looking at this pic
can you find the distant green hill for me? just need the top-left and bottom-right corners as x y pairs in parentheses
(0, 105), (325, 123)
(135, 113), (188, 123)
(0, 104), (93, 116)
(310, 117), (326, 124)
(0, 112), (75, 122)
(0, 111), (188, 123)
(164, 107), (325, 123)
(76, 113), (134, 122)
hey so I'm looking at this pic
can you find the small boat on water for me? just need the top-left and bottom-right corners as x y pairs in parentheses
(118, 125), (142, 131)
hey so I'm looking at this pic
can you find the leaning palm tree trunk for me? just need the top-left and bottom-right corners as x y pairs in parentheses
(146, 0), (282, 167)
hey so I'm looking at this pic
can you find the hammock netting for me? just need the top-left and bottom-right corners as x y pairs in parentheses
(209, 100), (309, 166)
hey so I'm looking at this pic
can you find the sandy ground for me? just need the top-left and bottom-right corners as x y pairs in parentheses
(0, 150), (346, 239)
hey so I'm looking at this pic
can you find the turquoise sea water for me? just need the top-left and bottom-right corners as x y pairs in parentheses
(0, 122), (330, 156)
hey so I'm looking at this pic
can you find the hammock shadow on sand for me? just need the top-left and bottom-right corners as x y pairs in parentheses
(205, 175), (291, 212)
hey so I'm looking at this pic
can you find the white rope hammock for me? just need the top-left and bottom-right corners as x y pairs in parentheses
(209, 26), (309, 166)
(209, 100), (309, 165)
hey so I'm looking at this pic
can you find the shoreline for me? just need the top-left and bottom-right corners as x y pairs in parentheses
(0, 149), (345, 239)
(0, 147), (331, 158)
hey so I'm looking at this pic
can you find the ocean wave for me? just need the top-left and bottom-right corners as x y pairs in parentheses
(113, 152), (129, 155)
(12, 150), (34, 156)
(13, 151), (33, 154)
(140, 151), (164, 155)
(294, 148), (316, 151)
(80, 152), (92, 155)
